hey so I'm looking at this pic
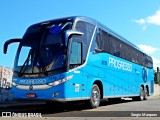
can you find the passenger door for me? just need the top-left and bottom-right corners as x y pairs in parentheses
(68, 36), (83, 99)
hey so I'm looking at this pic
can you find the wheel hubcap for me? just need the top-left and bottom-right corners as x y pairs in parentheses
(92, 88), (99, 104)
(140, 89), (144, 100)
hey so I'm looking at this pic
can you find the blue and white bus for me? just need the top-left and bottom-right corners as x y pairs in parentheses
(4, 16), (154, 108)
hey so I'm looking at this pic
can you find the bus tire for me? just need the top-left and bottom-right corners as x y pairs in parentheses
(89, 84), (101, 108)
(133, 86), (145, 101)
(144, 88), (148, 100)
(140, 86), (145, 101)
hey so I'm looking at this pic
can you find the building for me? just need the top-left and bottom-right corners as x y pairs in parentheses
(0, 66), (13, 89)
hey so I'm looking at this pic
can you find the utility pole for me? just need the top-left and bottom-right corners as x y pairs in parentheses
(157, 67), (160, 85)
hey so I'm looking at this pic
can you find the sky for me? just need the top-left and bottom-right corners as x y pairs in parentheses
(0, 0), (160, 70)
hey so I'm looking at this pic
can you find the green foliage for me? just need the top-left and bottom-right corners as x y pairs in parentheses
(154, 71), (159, 84)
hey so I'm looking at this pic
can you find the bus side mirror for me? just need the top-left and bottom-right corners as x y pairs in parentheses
(4, 38), (21, 54)
(64, 30), (83, 46)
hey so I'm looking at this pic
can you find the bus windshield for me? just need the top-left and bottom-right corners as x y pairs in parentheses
(14, 21), (73, 76)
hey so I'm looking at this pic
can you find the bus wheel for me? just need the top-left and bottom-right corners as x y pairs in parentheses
(144, 88), (148, 100)
(139, 87), (145, 101)
(89, 84), (101, 108)
(132, 87), (145, 101)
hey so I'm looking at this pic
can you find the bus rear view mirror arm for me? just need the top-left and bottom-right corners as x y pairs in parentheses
(65, 30), (84, 46)
(4, 38), (21, 54)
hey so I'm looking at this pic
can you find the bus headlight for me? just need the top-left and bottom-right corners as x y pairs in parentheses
(47, 75), (73, 86)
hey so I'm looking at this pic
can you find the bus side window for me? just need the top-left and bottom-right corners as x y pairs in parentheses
(93, 29), (104, 53)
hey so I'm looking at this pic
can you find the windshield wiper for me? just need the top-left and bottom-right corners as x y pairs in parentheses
(18, 49), (32, 77)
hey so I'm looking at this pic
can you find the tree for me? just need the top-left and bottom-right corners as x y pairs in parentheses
(154, 71), (157, 84)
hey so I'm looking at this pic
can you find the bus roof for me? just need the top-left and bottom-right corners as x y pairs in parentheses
(30, 16), (145, 54)
(70, 16), (142, 53)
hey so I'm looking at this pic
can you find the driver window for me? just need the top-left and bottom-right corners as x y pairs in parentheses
(69, 41), (82, 69)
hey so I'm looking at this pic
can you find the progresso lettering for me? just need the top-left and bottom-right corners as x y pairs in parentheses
(19, 79), (46, 85)
(108, 57), (132, 72)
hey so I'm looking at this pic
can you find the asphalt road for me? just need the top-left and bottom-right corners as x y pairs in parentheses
(0, 95), (160, 120)
(44, 96), (160, 117)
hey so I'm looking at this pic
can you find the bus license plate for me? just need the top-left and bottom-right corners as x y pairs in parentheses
(26, 93), (36, 98)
